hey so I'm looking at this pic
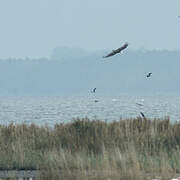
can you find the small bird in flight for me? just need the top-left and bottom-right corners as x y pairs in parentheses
(136, 103), (143, 106)
(140, 112), (146, 119)
(91, 88), (96, 93)
(146, 72), (152, 78)
(103, 43), (128, 58)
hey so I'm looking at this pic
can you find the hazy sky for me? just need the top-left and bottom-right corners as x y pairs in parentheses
(0, 0), (180, 58)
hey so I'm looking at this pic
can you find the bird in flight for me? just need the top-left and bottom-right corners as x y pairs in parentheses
(136, 103), (143, 106)
(91, 88), (96, 93)
(146, 72), (152, 78)
(103, 43), (128, 58)
(140, 112), (146, 119)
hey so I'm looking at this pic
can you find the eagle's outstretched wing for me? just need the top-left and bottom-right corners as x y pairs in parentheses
(103, 43), (128, 58)
(116, 43), (128, 53)
(103, 51), (117, 58)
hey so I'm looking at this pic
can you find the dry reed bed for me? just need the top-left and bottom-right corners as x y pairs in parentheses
(0, 117), (180, 179)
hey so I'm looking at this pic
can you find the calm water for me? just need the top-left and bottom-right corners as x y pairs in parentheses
(0, 95), (179, 126)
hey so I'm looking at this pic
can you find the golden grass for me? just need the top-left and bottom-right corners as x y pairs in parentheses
(0, 116), (180, 179)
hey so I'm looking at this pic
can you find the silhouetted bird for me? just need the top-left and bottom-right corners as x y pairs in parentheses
(140, 112), (146, 118)
(94, 100), (99, 103)
(136, 103), (143, 106)
(103, 43), (128, 58)
(146, 72), (152, 78)
(91, 88), (96, 93)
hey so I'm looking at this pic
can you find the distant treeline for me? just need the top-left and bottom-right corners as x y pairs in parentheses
(0, 48), (180, 95)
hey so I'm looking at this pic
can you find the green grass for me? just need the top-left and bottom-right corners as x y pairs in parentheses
(0, 116), (180, 179)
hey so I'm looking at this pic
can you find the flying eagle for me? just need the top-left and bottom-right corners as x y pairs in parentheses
(103, 43), (128, 58)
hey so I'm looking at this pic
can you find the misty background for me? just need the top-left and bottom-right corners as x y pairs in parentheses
(0, 0), (179, 96)
(0, 48), (180, 96)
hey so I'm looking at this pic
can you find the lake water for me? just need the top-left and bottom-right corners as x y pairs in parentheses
(0, 95), (179, 126)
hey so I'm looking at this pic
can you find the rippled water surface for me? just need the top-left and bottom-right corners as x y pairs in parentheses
(0, 95), (179, 126)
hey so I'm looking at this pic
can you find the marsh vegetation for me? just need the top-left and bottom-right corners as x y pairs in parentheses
(0, 117), (180, 179)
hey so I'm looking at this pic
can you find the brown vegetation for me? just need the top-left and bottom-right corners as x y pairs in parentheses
(0, 116), (180, 179)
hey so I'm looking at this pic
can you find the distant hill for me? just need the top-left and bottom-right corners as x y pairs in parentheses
(0, 48), (180, 95)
